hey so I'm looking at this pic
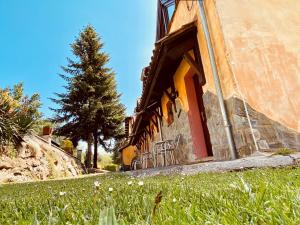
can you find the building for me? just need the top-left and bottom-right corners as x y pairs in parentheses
(120, 0), (300, 169)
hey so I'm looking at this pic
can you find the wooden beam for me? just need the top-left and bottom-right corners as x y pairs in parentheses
(164, 89), (177, 113)
(154, 107), (162, 118)
(150, 117), (158, 130)
(183, 52), (204, 84)
(145, 126), (151, 136)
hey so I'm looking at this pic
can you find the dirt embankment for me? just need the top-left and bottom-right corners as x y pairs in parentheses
(0, 135), (85, 183)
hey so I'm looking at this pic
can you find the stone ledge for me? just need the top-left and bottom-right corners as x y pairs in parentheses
(126, 153), (300, 177)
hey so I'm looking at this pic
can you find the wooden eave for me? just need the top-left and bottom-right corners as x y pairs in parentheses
(131, 21), (199, 144)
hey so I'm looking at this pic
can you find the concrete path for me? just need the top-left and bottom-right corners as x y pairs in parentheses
(126, 152), (300, 177)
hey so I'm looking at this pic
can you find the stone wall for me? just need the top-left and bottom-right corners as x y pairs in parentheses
(227, 96), (300, 155)
(203, 91), (230, 160)
(146, 98), (195, 166)
(0, 135), (84, 183)
(203, 91), (300, 160)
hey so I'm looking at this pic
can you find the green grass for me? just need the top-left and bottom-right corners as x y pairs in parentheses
(1, 167), (300, 224)
(272, 147), (296, 156)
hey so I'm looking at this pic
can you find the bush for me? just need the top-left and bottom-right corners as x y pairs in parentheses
(98, 153), (113, 169)
(104, 164), (118, 172)
(61, 139), (74, 155)
(0, 83), (41, 151)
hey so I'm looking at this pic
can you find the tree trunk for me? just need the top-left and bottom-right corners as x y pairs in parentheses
(85, 133), (92, 168)
(93, 131), (98, 168)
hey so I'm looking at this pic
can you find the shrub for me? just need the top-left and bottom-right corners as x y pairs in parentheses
(0, 83), (41, 151)
(104, 164), (119, 172)
(61, 139), (74, 155)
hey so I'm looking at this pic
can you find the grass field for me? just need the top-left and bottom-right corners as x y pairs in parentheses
(0, 167), (300, 225)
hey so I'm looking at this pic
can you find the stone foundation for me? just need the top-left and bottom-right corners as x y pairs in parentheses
(227, 95), (300, 155)
(146, 91), (300, 164)
(203, 91), (300, 160)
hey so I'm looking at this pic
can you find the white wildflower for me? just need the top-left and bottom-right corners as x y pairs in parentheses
(172, 198), (177, 203)
(94, 181), (100, 187)
(59, 191), (66, 196)
(138, 181), (144, 186)
(108, 187), (113, 192)
(127, 181), (133, 185)
(240, 176), (255, 200)
(240, 177), (251, 193)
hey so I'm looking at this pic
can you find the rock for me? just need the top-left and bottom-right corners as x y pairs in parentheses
(31, 159), (41, 167)
(0, 161), (13, 170)
(13, 172), (22, 176)
(68, 165), (78, 176)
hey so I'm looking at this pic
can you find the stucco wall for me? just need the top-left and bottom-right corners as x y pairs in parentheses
(169, 0), (235, 99)
(173, 59), (191, 112)
(167, 0), (300, 156)
(170, 0), (300, 132)
(161, 58), (190, 118)
(215, 0), (300, 132)
(122, 146), (136, 166)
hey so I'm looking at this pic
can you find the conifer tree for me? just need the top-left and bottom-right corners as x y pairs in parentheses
(51, 26), (125, 168)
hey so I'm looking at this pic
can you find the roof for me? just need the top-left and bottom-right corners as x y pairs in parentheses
(131, 21), (199, 144)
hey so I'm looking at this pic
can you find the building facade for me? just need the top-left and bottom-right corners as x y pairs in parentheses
(120, 0), (300, 168)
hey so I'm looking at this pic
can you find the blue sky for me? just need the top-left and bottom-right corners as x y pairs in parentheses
(0, 0), (157, 118)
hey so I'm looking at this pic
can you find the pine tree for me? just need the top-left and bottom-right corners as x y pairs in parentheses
(51, 26), (125, 168)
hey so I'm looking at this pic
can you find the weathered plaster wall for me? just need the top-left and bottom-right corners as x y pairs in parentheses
(161, 58), (193, 116)
(169, 0), (235, 99)
(122, 146), (136, 166)
(215, 0), (300, 132)
(173, 59), (191, 112)
(168, 0), (300, 157)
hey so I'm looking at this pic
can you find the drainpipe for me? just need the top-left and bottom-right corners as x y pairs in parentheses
(197, 0), (237, 159)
